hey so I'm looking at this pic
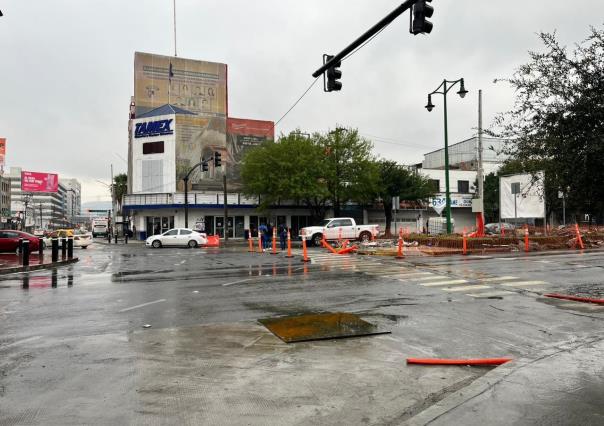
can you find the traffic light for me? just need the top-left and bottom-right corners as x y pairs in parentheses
(411, 0), (434, 35)
(202, 161), (209, 172)
(214, 151), (222, 167)
(325, 55), (342, 92)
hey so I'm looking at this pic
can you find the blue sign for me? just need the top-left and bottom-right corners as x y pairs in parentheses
(135, 119), (174, 138)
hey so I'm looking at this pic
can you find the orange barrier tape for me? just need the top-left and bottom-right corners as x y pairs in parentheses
(544, 293), (604, 305)
(406, 357), (512, 366)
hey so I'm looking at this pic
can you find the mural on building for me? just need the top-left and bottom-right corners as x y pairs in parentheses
(134, 52), (227, 117)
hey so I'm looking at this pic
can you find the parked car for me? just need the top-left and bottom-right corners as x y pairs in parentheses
(0, 230), (42, 252)
(299, 217), (381, 246)
(484, 223), (518, 235)
(43, 229), (93, 249)
(145, 228), (208, 248)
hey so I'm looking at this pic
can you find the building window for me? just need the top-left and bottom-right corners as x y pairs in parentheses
(142, 141), (164, 155)
(458, 180), (470, 193)
(142, 160), (163, 192)
(429, 179), (440, 192)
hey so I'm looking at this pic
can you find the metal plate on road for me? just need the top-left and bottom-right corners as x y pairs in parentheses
(259, 312), (390, 343)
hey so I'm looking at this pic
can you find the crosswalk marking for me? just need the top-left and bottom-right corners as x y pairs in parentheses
(409, 275), (449, 282)
(389, 272), (434, 279)
(501, 280), (548, 287)
(467, 290), (515, 298)
(444, 285), (491, 292)
(420, 279), (468, 287)
(480, 276), (518, 282)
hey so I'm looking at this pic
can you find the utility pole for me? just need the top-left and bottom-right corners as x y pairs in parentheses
(223, 175), (228, 244)
(477, 90), (484, 203)
(111, 164), (115, 237)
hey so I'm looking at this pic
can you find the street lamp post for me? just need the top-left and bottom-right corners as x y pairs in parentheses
(425, 78), (468, 234)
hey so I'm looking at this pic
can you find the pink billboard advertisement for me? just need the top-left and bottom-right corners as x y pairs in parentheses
(21, 171), (59, 193)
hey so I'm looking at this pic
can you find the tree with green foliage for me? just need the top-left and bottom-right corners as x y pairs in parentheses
(240, 128), (379, 222)
(318, 127), (379, 216)
(493, 25), (604, 223)
(113, 173), (128, 214)
(376, 160), (434, 236)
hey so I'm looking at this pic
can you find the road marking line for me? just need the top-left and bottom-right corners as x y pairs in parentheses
(222, 278), (256, 287)
(420, 279), (468, 287)
(119, 299), (166, 312)
(391, 272), (433, 278)
(444, 285), (491, 292)
(467, 291), (514, 298)
(558, 302), (604, 311)
(403, 275), (449, 281)
(480, 276), (518, 282)
(501, 280), (549, 287)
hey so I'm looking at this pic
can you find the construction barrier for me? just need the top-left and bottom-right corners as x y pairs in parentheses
(301, 237), (310, 262)
(271, 227), (277, 255)
(205, 235), (220, 247)
(395, 228), (404, 259)
(406, 357), (512, 366)
(286, 229), (293, 258)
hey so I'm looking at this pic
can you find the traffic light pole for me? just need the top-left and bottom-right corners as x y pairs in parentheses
(183, 160), (206, 228)
(312, 0), (418, 78)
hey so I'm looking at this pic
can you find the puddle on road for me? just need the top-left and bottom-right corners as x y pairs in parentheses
(259, 312), (390, 343)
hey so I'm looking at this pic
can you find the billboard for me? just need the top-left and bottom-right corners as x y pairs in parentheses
(499, 172), (545, 219)
(21, 171), (59, 193)
(134, 52), (227, 117)
(0, 138), (5, 174)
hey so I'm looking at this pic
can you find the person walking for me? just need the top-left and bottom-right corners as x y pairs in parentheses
(258, 223), (268, 251)
(279, 226), (287, 251)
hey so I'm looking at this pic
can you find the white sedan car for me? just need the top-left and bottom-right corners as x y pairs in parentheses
(145, 228), (208, 248)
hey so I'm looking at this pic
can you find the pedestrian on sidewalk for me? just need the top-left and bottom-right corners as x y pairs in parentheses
(258, 223), (268, 251)
(279, 226), (287, 250)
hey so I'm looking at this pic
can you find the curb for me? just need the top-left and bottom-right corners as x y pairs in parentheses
(404, 335), (604, 425)
(0, 257), (79, 275)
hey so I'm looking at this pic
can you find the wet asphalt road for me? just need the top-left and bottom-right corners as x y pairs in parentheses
(1, 242), (603, 425)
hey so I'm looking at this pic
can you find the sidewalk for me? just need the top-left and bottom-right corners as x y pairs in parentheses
(0, 253), (79, 274)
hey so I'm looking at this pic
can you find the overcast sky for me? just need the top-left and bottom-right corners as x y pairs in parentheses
(1, 1), (602, 203)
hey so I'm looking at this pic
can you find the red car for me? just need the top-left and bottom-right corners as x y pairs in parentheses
(0, 230), (42, 252)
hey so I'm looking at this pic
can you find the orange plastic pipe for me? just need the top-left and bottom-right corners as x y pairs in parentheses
(337, 246), (356, 255)
(322, 238), (339, 254)
(406, 357), (512, 366)
(544, 293), (604, 305)
(575, 224), (584, 249)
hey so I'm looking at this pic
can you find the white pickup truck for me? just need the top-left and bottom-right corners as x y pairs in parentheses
(299, 217), (381, 246)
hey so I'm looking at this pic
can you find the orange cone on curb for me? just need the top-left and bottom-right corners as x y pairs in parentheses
(257, 231), (263, 253)
(301, 236), (311, 262)
(524, 225), (529, 252)
(247, 230), (254, 253)
(271, 227), (277, 255)
(395, 228), (404, 259)
(286, 229), (293, 258)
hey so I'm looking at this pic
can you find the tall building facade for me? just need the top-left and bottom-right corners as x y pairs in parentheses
(124, 52), (296, 240)
(7, 167), (80, 230)
(0, 175), (11, 229)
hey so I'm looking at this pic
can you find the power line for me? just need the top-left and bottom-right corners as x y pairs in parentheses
(273, 77), (321, 128)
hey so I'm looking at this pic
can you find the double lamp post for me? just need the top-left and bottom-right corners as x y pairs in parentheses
(425, 78), (468, 234)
